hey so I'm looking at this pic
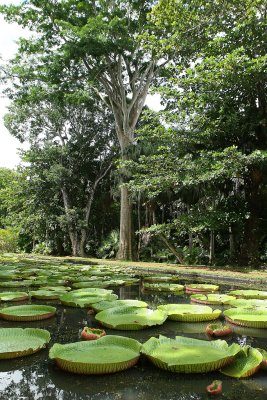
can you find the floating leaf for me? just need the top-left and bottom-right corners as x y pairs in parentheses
(158, 304), (221, 322)
(60, 290), (118, 307)
(91, 299), (148, 312)
(141, 335), (240, 373)
(228, 290), (267, 299)
(227, 299), (267, 308)
(185, 284), (219, 293)
(0, 305), (56, 321)
(220, 346), (262, 378)
(30, 290), (68, 300)
(224, 307), (267, 328)
(95, 306), (168, 330)
(0, 292), (29, 302)
(49, 335), (141, 374)
(0, 328), (50, 359)
(144, 275), (180, 283)
(190, 293), (235, 305)
(143, 283), (184, 292)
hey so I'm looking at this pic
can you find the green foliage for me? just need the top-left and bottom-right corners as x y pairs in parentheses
(0, 228), (19, 253)
(97, 230), (119, 259)
(32, 242), (52, 256)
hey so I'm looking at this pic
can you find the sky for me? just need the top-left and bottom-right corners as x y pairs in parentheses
(0, 1), (161, 169)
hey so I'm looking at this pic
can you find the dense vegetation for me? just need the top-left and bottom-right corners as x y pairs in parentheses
(0, 0), (266, 267)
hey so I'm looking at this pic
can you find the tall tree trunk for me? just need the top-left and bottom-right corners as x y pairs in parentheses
(239, 169), (263, 266)
(229, 225), (235, 260)
(209, 230), (215, 265)
(79, 229), (87, 258)
(117, 185), (134, 260)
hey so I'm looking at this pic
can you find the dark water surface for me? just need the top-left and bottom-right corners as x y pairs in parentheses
(0, 284), (267, 400)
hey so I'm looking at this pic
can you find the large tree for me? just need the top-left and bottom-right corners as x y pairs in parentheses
(0, 0), (167, 260)
(125, 0), (267, 266)
(4, 88), (116, 256)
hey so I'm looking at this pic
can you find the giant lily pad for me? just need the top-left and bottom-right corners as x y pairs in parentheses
(220, 346), (262, 378)
(190, 294), (235, 305)
(0, 328), (50, 359)
(227, 299), (267, 308)
(91, 299), (148, 313)
(143, 283), (184, 293)
(0, 305), (56, 321)
(49, 335), (141, 374)
(60, 290), (118, 307)
(95, 306), (168, 330)
(72, 281), (110, 289)
(144, 275), (180, 283)
(224, 307), (267, 328)
(0, 280), (34, 288)
(30, 289), (68, 300)
(158, 304), (221, 322)
(0, 291), (29, 302)
(228, 290), (267, 299)
(185, 284), (219, 293)
(256, 348), (267, 370)
(141, 335), (240, 373)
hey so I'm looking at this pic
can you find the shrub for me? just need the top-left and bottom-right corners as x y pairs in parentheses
(0, 228), (19, 253)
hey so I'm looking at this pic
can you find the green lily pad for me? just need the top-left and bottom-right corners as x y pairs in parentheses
(158, 304), (221, 322)
(228, 290), (267, 299)
(224, 307), (267, 328)
(227, 299), (267, 308)
(60, 291), (118, 307)
(30, 289), (68, 300)
(220, 346), (262, 378)
(185, 284), (219, 293)
(190, 294), (235, 305)
(143, 283), (184, 293)
(0, 291), (29, 302)
(0, 271), (19, 280)
(144, 275), (180, 283)
(0, 280), (34, 288)
(256, 348), (267, 370)
(0, 305), (56, 321)
(141, 335), (240, 373)
(95, 306), (168, 330)
(49, 335), (141, 374)
(72, 281), (110, 289)
(91, 299), (148, 313)
(41, 285), (72, 291)
(0, 328), (50, 359)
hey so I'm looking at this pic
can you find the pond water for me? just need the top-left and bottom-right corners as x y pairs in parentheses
(0, 281), (267, 400)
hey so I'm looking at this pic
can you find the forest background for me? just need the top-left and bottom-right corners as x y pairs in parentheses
(0, 0), (266, 268)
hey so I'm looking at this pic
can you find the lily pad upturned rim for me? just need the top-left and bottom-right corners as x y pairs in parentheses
(49, 335), (141, 374)
(228, 290), (267, 300)
(143, 283), (184, 292)
(0, 327), (50, 359)
(90, 299), (148, 312)
(60, 291), (118, 308)
(220, 346), (262, 378)
(157, 304), (221, 322)
(227, 299), (267, 308)
(206, 323), (233, 337)
(0, 304), (56, 321)
(141, 335), (240, 373)
(0, 291), (29, 302)
(95, 306), (168, 330)
(190, 294), (235, 305)
(185, 284), (219, 293)
(224, 307), (267, 328)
